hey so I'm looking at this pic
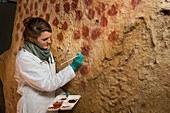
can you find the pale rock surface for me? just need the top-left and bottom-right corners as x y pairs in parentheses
(0, 0), (169, 113)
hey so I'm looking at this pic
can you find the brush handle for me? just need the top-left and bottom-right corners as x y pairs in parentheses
(60, 56), (77, 66)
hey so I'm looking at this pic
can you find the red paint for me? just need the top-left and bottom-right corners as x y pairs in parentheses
(24, 3), (27, 8)
(35, 11), (38, 16)
(30, 3), (33, 11)
(81, 42), (90, 56)
(34, 2), (38, 10)
(55, 4), (60, 14)
(18, 6), (21, 13)
(75, 10), (83, 21)
(131, 0), (141, 9)
(26, 8), (29, 14)
(107, 4), (118, 16)
(39, 14), (43, 18)
(20, 12), (23, 18)
(45, 13), (50, 22)
(71, 0), (78, 10)
(84, 0), (93, 6)
(21, 36), (24, 41)
(108, 31), (117, 43)
(57, 32), (63, 42)
(95, 2), (105, 15)
(73, 30), (81, 40)
(50, 0), (55, 4)
(73, 0), (78, 3)
(64, 2), (70, 13)
(16, 23), (20, 30)
(82, 25), (89, 39)
(62, 21), (68, 30)
(52, 101), (62, 108)
(100, 15), (108, 27)
(52, 17), (59, 26)
(19, 46), (22, 51)
(15, 33), (19, 41)
(80, 65), (89, 75)
(91, 28), (101, 40)
(43, 3), (47, 12)
(87, 9), (95, 20)
(18, 0), (21, 4)
(14, 51), (17, 56)
(79, 81), (87, 91)
(21, 27), (24, 32)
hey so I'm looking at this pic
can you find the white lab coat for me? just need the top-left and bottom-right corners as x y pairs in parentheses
(15, 49), (75, 113)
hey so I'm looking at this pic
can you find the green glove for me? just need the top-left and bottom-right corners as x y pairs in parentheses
(70, 53), (84, 71)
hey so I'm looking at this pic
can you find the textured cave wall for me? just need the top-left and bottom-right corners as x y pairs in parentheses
(0, 0), (169, 113)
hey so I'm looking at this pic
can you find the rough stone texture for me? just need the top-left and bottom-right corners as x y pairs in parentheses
(0, 0), (170, 113)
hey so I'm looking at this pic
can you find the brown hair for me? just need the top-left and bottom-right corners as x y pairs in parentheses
(23, 17), (52, 41)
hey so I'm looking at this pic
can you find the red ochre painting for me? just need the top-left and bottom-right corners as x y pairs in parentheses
(14, 0), (141, 91)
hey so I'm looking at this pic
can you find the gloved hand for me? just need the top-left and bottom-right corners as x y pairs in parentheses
(70, 53), (84, 71)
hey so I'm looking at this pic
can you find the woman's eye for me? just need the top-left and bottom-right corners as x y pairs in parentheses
(43, 38), (48, 41)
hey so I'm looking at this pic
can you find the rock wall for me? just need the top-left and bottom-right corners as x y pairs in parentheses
(0, 0), (169, 113)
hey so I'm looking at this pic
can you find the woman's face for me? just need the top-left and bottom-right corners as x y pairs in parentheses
(33, 31), (52, 49)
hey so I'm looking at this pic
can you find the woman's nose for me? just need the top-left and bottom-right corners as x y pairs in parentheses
(47, 38), (51, 44)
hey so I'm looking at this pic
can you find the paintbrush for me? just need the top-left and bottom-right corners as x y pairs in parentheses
(60, 55), (77, 66)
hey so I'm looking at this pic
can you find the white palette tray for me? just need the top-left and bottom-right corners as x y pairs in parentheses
(48, 95), (81, 111)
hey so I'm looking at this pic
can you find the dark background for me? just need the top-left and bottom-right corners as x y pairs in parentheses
(0, 1), (17, 113)
(0, 1), (16, 55)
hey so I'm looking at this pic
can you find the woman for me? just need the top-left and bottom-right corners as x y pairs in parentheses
(14, 17), (84, 113)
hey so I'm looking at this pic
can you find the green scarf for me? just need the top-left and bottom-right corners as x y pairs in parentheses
(23, 41), (51, 62)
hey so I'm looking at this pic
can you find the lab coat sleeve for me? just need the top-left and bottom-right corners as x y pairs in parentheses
(16, 54), (76, 92)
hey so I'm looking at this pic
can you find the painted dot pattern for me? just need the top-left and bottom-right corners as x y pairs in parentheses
(14, 0), (141, 76)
